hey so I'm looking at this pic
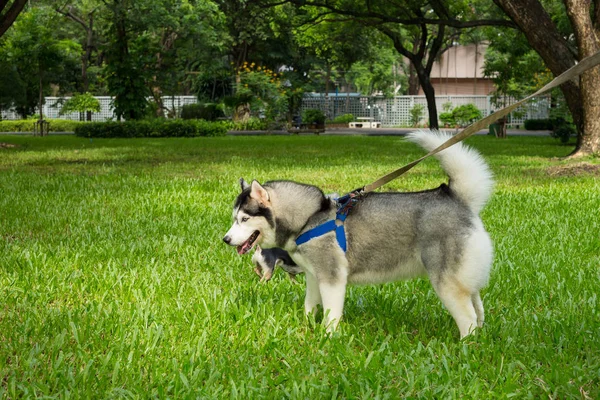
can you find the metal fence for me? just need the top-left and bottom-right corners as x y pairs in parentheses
(1, 94), (550, 127)
(300, 94), (551, 127)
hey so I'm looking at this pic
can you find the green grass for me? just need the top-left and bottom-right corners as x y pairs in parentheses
(1, 134), (599, 398)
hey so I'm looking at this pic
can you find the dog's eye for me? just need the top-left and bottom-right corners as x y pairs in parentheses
(241, 217), (249, 223)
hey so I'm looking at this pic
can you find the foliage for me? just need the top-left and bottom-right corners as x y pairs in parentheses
(0, 7), (81, 118)
(302, 109), (326, 125)
(0, 135), (598, 398)
(180, 104), (225, 121)
(452, 104), (483, 127)
(330, 114), (355, 124)
(549, 118), (576, 144)
(483, 27), (551, 109)
(226, 117), (269, 131)
(409, 104), (424, 126)
(0, 119), (85, 132)
(73, 120), (227, 138)
(439, 112), (456, 127)
(234, 62), (288, 123)
(59, 93), (101, 117)
(551, 123), (576, 144)
(524, 119), (553, 130)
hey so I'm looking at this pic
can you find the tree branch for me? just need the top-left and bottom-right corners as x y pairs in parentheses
(0, 0), (27, 38)
(292, 0), (517, 28)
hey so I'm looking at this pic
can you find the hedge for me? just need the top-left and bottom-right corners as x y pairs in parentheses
(180, 103), (225, 121)
(74, 120), (228, 138)
(524, 119), (553, 130)
(0, 119), (85, 132)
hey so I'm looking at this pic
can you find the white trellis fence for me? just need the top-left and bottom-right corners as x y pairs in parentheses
(300, 94), (551, 127)
(0, 96), (198, 122)
(1, 94), (550, 127)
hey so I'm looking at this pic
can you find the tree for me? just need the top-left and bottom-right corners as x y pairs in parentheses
(56, 3), (99, 93)
(102, 0), (149, 120)
(293, 0), (515, 130)
(1, 7), (81, 119)
(493, 0), (599, 156)
(59, 92), (101, 121)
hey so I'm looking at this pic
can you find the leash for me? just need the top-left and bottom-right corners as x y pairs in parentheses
(295, 50), (600, 251)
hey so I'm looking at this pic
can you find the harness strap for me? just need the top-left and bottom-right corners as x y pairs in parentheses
(295, 194), (360, 252)
(295, 215), (347, 252)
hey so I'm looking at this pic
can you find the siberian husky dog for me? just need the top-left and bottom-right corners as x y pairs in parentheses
(223, 131), (494, 338)
(252, 246), (303, 282)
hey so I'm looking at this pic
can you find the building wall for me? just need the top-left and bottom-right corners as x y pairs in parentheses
(417, 44), (495, 96)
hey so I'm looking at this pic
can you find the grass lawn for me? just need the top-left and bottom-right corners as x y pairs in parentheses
(1, 134), (599, 398)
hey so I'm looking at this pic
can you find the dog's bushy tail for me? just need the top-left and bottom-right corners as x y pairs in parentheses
(406, 130), (493, 214)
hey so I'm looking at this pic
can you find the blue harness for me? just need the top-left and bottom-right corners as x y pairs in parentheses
(295, 190), (362, 252)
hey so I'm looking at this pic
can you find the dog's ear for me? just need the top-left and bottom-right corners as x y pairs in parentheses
(250, 180), (270, 206)
(239, 178), (250, 191)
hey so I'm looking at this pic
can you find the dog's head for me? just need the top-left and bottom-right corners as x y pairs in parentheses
(223, 178), (277, 254)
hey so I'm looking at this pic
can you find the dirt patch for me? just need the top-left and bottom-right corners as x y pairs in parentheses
(547, 162), (600, 177)
(0, 142), (19, 149)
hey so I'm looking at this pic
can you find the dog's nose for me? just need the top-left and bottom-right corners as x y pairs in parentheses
(223, 235), (231, 244)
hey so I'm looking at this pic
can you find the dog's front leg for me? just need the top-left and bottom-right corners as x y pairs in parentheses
(319, 276), (347, 333)
(304, 271), (322, 315)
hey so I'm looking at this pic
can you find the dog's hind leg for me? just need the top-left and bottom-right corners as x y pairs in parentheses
(431, 278), (479, 339)
(472, 292), (484, 327)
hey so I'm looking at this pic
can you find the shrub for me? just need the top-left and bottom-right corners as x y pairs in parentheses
(0, 119), (85, 132)
(330, 114), (355, 124)
(74, 120), (228, 138)
(552, 124), (575, 143)
(409, 104), (424, 126)
(181, 103), (225, 121)
(439, 112), (455, 127)
(227, 117), (269, 131)
(524, 119), (553, 130)
(452, 104), (482, 127)
(302, 109), (326, 125)
(549, 118), (576, 144)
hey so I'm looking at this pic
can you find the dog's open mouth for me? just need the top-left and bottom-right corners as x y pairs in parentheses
(237, 231), (260, 255)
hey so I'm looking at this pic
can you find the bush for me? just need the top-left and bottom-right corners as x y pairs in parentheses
(0, 119), (85, 132)
(452, 104), (482, 127)
(549, 118), (576, 144)
(180, 103), (225, 121)
(74, 120), (228, 138)
(330, 114), (355, 124)
(409, 104), (424, 126)
(524, 119), (553, 130)
(227, 117), (269, 131)
(302, 109), (326, 125)
(439, 112), (455, 127)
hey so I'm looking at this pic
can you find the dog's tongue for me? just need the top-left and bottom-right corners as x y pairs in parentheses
(237, 240), (252, 255)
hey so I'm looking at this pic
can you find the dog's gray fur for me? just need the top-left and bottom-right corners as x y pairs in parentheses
(224, 131), (494, 338)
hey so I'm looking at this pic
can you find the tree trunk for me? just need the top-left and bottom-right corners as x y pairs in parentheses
(408, 61), (420, 95)
(418, 70), (439, 130)
(564, 0), (600, 156)
(492, 0), (596, 155)
(325, 62), (331, 119)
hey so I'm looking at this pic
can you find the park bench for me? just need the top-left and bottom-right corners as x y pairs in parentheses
(349, 117), (381, 128)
